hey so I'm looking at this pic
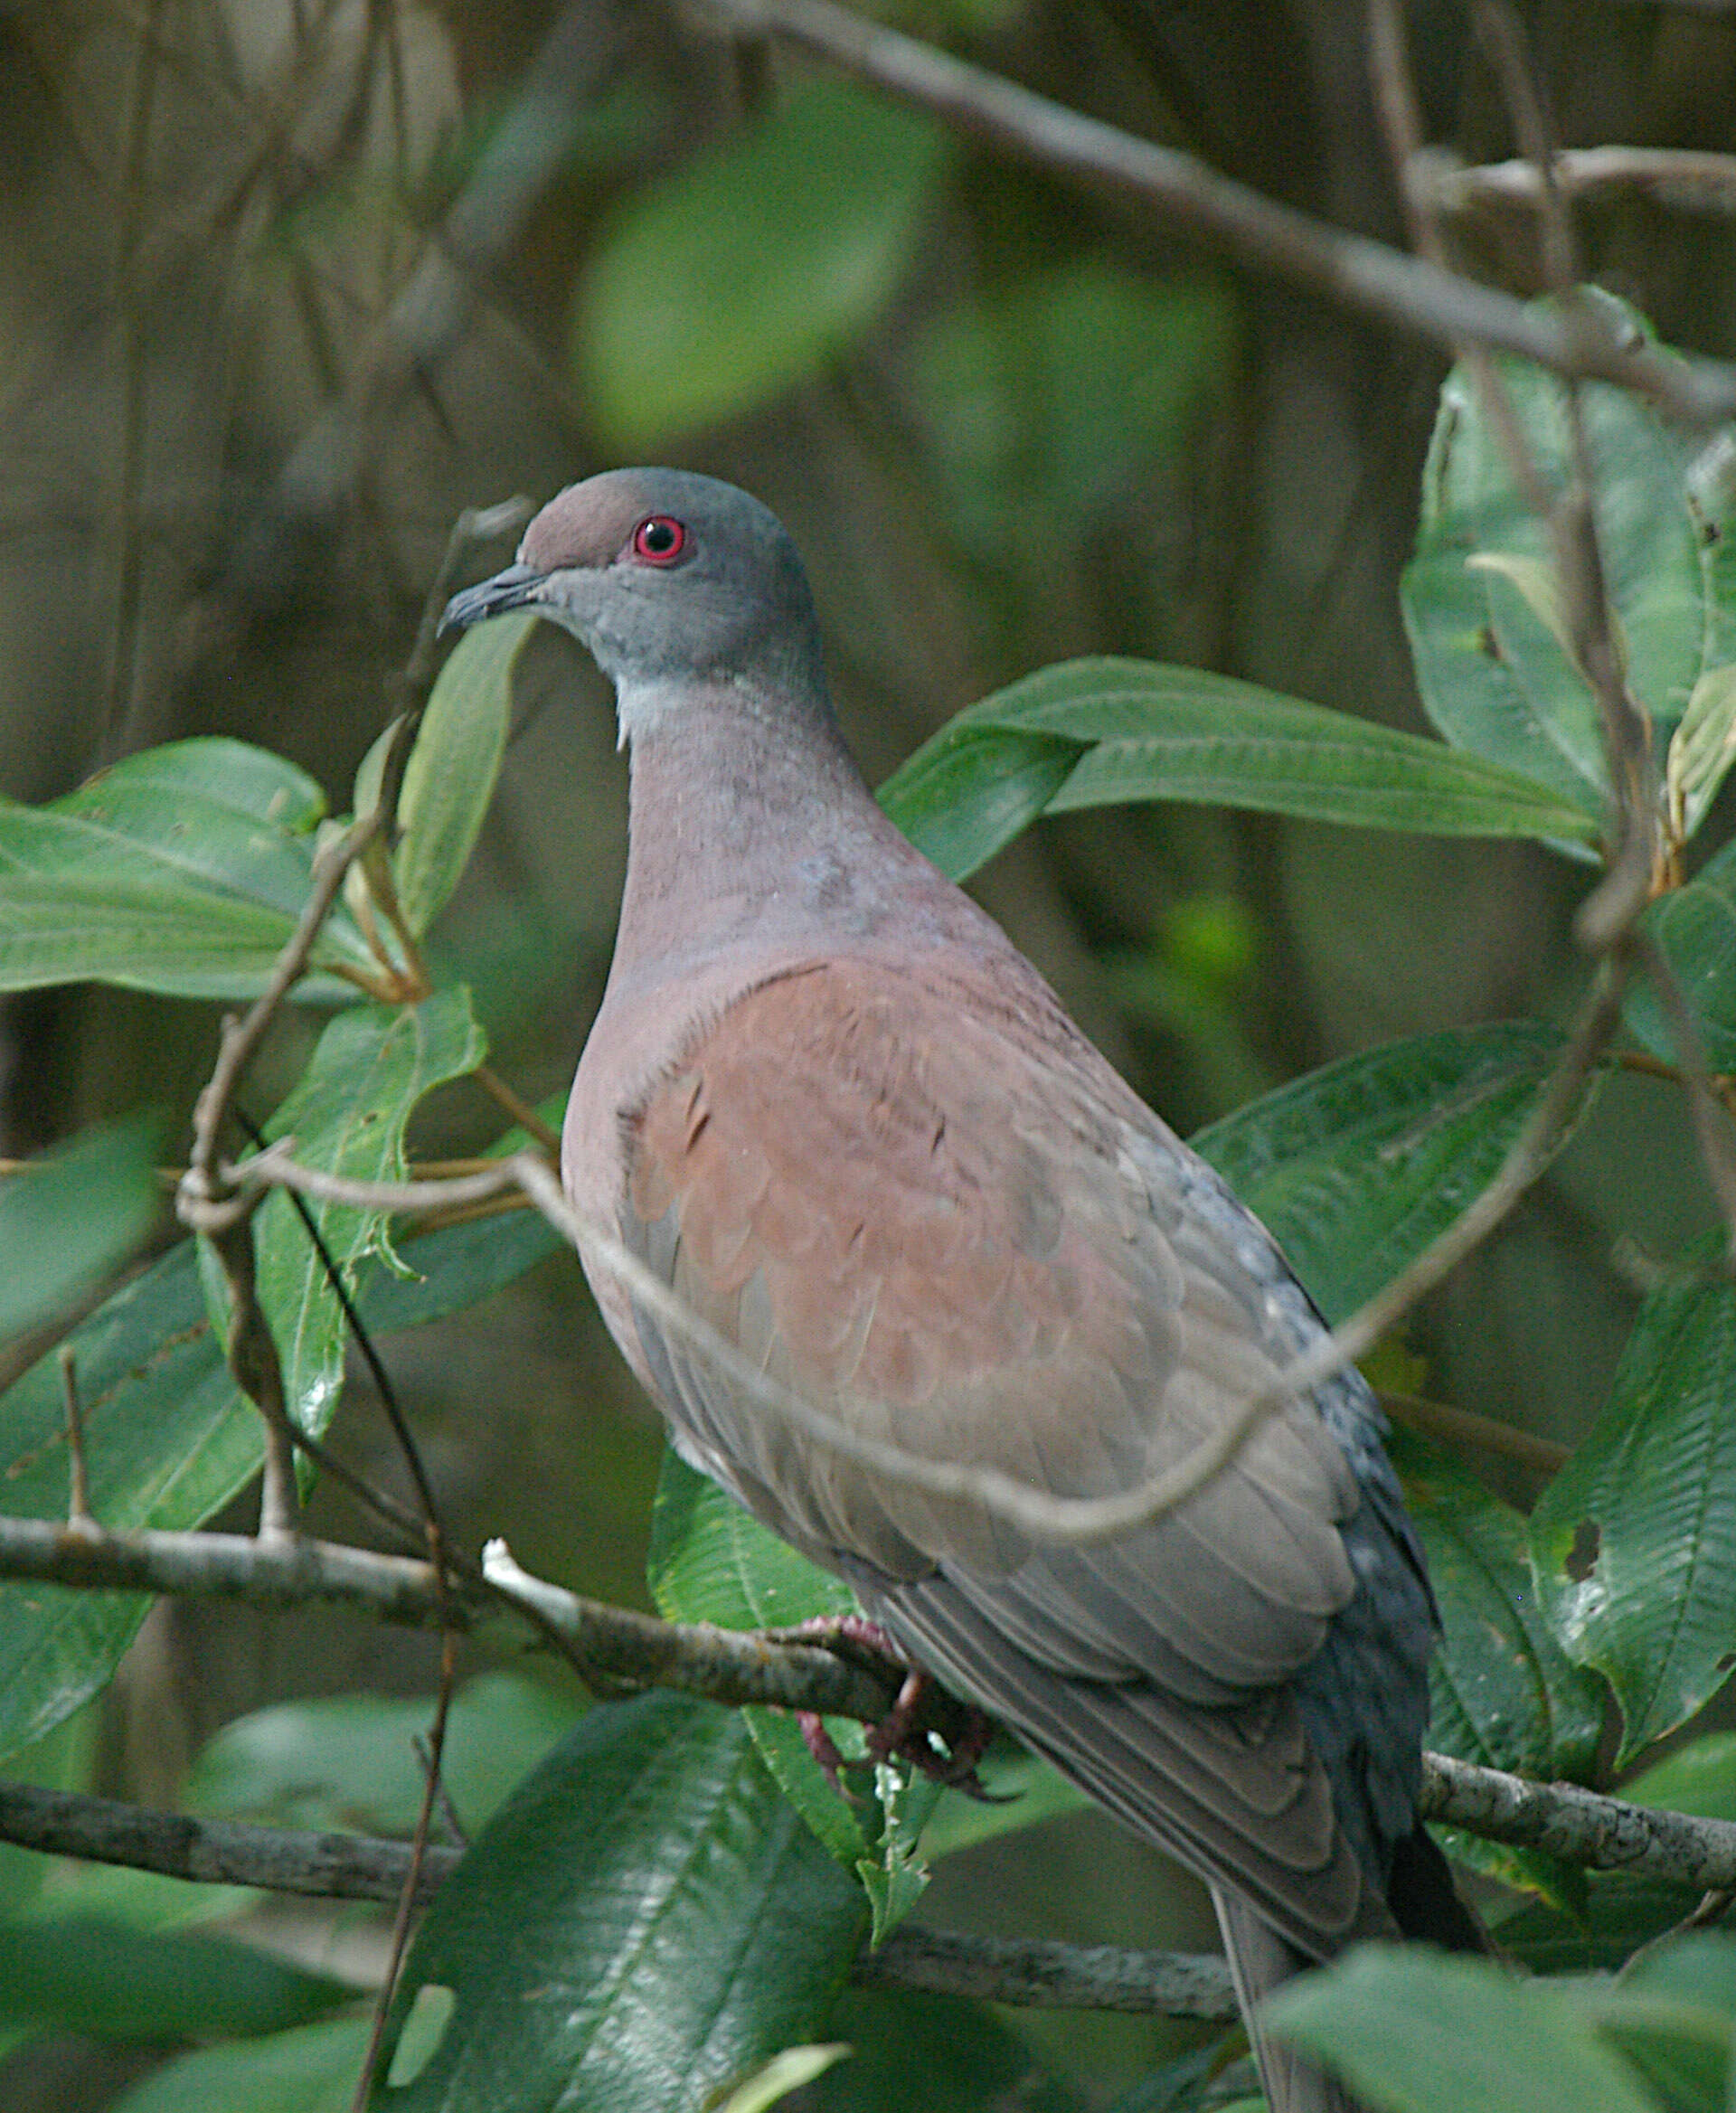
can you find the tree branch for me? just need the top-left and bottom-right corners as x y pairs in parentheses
(5, 1514), (1736, 1897)
(691, 0), (1736, 423)
(0, 1778), (1237, 2017)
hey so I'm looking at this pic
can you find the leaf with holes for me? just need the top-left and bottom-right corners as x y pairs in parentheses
(0, 1004), (516, 1764)
(380, 1692), (866, 2113)
(878, 661), (1599, 885)
(1392, 1429), (1605, 1909)
(0, 740), (380, 1000)
(245, 986), (486, 1474)
(1531, 1237), (1736, 1766)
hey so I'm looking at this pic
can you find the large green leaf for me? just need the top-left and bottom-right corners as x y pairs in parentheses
(1627, 832), (1736, 1071)
(573, 80), (948, 450)
(394, 612), (538, 937)
(648, 1450), (869, 1869)
(1194, 1021), (1574, 1325)
(249, 986), (486, 1471)
(877, 661), (1597, 885)
(108, 2017), (372, 2113)
(1266, 1945), (1664, 2113)
(0, 1111), (164, 1344)
(1393, 1431), (1605, 1785)
(1402, 293), (1733, 831)
(0, 740), (379, 1000)
(1581, 1932), (1736, 2112)
(379, 1691), (866, 2113)
(184, 1673), (583, 1838)
(1531, 1238), (1736, 1766)
(0, 1915), (354, 2042)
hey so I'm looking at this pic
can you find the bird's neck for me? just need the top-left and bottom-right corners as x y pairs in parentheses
(611, 674), (904, 985)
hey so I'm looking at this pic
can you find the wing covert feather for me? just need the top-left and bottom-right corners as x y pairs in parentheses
(613, 957), (1426, 1949)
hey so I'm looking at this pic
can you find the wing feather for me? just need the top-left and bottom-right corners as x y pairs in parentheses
(614, 957), (1429, 1953)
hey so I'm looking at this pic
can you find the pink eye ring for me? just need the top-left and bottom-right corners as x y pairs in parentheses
(632, 515), (687, 564)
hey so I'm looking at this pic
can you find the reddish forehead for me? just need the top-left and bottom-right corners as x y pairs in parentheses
(520, 476), (663, 572)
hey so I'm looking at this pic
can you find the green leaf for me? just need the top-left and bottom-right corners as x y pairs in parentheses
(250, 986), (487, 1465)
(1391, 1429), (1603, 1910)
(184, 1673), (584, 1838)
(0, 740), (379, 1000)
(1193, 1021), (1575, 1325)
(0, 1914), (354, 2042)
(108, 2017), (372, 2113)
(574, 80), (948, 449)
(716, 2044), (851, 2113)
(1531, 1238), (1736, 1765)
(1571, 1934), (1736, 2113)
(1403, 292), (1732, 829)
(1266, 1945), (1665, 2113)
(910, 263), (1236, 543)
(1628, 833), (1736, 1071)
(0, 998), (499, 1764)
(0, 1110), (165, 1344)
(1393, 1430), (1605, 1783)
(809, 1987), (1089, 2113)
(394, 613), (538, 936)
(1624, 1730), (1736, 1821)
(648, 1449), (869, 1868)
(380, 1691), (866, 2113)
(1665, 665), (1736, 843)
(877, 661), (1598, 885)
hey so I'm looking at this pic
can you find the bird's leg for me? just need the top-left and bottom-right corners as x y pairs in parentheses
(769, 1614), (1007, 1801)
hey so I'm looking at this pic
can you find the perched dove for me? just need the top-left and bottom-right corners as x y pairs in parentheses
(444, 468), (1484, 2112)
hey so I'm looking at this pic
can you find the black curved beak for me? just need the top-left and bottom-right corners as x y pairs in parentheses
(439, 561), (545, 636)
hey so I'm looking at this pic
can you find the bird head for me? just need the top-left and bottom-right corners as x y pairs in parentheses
(440, 468), (829, 729)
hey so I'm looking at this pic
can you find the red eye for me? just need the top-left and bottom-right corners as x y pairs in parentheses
(631, 515), (687, 564)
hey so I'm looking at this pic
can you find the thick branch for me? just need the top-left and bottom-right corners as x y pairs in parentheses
(0, 1780), (1233, 2016)
(6, 1515), (1736, 1895)
(693, 0), (1736, 423)
(0, 1517), (893, 1722)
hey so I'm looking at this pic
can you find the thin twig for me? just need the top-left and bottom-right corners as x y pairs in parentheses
(1379, 1391), (1570, 1478)
(59, 1348), (94, 1531)
(1429, 146), (1736, 219)
(473, 1066), (562, 1155)
(353, 1629), (456, 2112)
(689, 0), (1736, 423)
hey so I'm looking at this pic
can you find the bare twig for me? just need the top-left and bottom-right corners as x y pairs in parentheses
(688, 0), (1736, 423)
(0, 1515), (895, 1722)
(5, 1711), (1736, 1914)
(58, 1348), (94, 1531)
(0, 1777), (1231, 2015)
(353, 1627), (456, 2112)
(1379, 1391), (1570, 1478)
(1429, 146), (1736, 220)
